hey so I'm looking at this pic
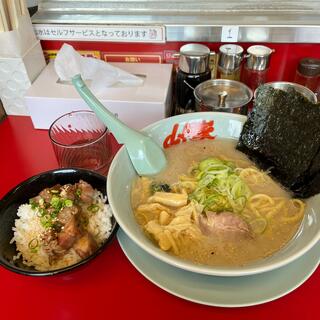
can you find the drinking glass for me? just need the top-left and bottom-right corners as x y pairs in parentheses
(49, 110), (111, 175)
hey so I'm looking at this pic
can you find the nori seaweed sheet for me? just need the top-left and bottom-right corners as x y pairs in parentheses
(236, 85), (320, 198)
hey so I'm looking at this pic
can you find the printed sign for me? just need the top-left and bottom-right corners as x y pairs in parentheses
(34, 24), (166, 43)
(163, 120), (216, 149)
(221, 26), (239, 42)
(102, 52), (162, 63)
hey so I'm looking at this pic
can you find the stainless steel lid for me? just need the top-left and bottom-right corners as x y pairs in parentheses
(246, 45), (274, 71)
(194, 79), (253, 110)
(177, 43), (211, 74)
(218, 44), (244, 72)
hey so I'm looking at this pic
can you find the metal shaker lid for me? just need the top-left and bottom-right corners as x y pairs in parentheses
(218, 44), (244, 72)
(178, 44), (211, 74)
(246, 45), (273, 71)
(194, 79), (253, 110)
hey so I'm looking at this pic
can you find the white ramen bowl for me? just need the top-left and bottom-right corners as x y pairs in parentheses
(107, 112), (320, 276)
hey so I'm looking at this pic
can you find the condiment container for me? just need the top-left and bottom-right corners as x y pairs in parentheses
(194, 79), (253, 114)
(294, 58), (320, 95)
(217, 44), (244, 81)
(254, 81), (317, 103)
(174, 44), (213, 114)
(241, 45), (274, 92)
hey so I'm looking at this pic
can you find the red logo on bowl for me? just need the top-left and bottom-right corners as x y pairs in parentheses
(163, 120), (216, 149)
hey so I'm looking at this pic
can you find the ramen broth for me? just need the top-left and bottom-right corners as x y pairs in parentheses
(131, 139), (305, 267)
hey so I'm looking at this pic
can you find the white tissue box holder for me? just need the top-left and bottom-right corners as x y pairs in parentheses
(0, 41), (46, 116)
(25, 61), (173, 130)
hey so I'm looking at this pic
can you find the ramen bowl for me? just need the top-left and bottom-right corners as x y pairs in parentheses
(107, 112), (320, 276)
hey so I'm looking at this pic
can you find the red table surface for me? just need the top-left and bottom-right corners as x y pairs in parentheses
(0, 115), (319, 320)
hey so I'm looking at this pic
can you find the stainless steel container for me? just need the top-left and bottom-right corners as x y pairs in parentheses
(218, 44), (244, 80)
(194, 79), (253, 114)
(254, 81), (317, 103)
(176, 43), (212, 74)
(245, 45), (274, 71)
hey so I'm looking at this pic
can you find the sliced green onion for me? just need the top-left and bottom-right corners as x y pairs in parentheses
(38, 207), (47, 217)
(50, 195), (60, 208)
(29, 199), (38, 210)
(38, 198), (44, 206)
(64, 199), (73, 207)
(50, 211), (58, 219)
(189, 158), (252, 213)
(40, 216), (52, 228)
(87, 204), (99, 213)
(28, 238), (39, 253)
(75, 189), (82, 197)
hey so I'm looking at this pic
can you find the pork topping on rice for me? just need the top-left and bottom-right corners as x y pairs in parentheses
(11, 180), (112, 271)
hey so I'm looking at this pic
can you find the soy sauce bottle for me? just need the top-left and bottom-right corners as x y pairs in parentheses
(174, 44), (212, 114)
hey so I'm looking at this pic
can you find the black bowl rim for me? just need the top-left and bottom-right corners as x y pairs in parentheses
(0, 167), (119, 276)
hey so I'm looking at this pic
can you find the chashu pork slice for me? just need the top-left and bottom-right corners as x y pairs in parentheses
(199, 211), (251, 240)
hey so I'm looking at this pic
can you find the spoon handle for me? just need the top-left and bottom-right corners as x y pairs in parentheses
(72, 74), (137, 144)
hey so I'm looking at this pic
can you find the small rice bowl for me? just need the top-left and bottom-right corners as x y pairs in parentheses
(11, 191), (113, 271)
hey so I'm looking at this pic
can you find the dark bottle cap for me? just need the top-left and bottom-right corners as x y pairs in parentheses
(297, 58), (320, 77)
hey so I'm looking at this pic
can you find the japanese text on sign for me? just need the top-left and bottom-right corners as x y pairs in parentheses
(33, 25), (165, 43)
(163, 120), (216, 149)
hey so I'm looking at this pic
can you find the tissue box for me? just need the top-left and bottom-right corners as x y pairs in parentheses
(25, 61), (173, 130)
(0, 41), (46, 115)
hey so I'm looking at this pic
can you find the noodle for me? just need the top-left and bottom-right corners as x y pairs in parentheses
(266, 200), (285, 219)
(239, 167), (270, 185)
(247, 194), (275, 216)
(131, 139), (306, 267)
(281, 199), (305, 223)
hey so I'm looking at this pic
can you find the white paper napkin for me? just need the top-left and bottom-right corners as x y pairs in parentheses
(54, 44), (144, 96)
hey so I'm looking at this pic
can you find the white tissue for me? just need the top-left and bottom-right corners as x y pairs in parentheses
(54, 44), (143, 96)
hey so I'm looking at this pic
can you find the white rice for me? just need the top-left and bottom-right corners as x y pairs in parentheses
(11, 191), (113, 271)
